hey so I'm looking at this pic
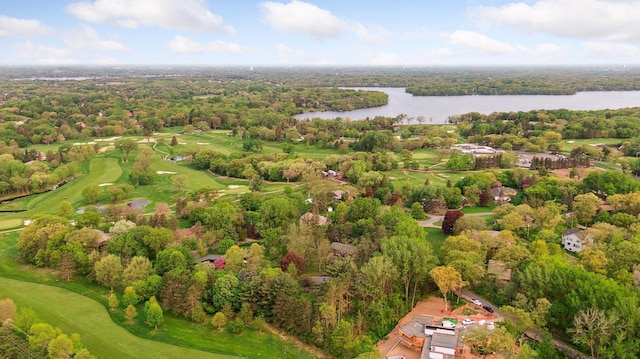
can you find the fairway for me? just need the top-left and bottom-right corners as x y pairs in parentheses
(0, 277), (236, 359)
(0, 158), (122, 220)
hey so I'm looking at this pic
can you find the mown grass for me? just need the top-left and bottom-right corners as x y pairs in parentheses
(0, 233), (315, 359)
(0, 157), (122, 221)
(425, 227), (448, 261)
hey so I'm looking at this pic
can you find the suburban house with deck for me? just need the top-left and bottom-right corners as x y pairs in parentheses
(396, 315), (464, 359)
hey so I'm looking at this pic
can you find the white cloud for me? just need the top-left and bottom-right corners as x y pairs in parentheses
(477, 0), (640, 42)
(0, 15), (51, 38)
(518, 43), (565, 58)
(446, 30), (516, 55)
(65, 24), (130, 51)
(584, 41), (639, 59)
(13, 41), (75, 64)
(260, 0), (347, 39)
(276, 43), (307, 58)
(168, 35), (247, 54)
(67, 0), (235, 34)
(354, 23), (391, 45)
(369, 52), (401, 66)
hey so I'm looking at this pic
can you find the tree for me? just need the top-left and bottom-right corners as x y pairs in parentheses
(280, 249), (305, 273)
(94, 254), (123, 291)
(429, 266), (467, 312)
(211, 312), (227, 331)
(410, 201), (426, 220)
(125, 304), (138, 323)
(122, 286), (141, 307)
(28, 322), (57, 351)
(224, 245), (246, 273)
(382, 235), (437, 309)
(172, 174), (188, 192)
(442, 210), (463, 234)
(573, 193), (601, 227)
(500, 305), (534, 346)
(47, 334), (75, 359)
(171, 136), (178, 146)
(81, 185), (103, 204)
(108, 292), (119, 311)
(571, 307), (616, 359)
(115, 138), (138, 163)
(144, 296), (164, 329)
(122, 256), (154, 286)
(57, 201), (72, 217)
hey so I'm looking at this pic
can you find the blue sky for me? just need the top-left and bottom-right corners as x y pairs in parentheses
(1, 0), (640, 66)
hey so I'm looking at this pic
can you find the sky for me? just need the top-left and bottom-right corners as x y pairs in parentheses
(2, 0), (640, 66)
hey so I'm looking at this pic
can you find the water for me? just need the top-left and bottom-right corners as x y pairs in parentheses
(294, 87), (640, 124)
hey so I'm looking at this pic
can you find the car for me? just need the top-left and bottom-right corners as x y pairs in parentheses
(487, 322), (495, 330)
(483, 305), (494, 313)
(471, 299), (482, 306)
(462, 319), (475, 325)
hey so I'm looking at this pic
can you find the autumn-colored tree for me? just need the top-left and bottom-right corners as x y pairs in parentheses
(442, 210), (463, 234)
(429, 265), (467, 312)
(280, 249), (305, 273)
(211, 312), (227, 331)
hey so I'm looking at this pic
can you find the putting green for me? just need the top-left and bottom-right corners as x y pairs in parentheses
(0, 277), (236, 359)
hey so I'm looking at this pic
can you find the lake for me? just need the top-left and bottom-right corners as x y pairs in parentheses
(294, 87), (640, 124)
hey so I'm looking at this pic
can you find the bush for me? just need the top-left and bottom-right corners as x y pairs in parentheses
(226, 317), (245, 334)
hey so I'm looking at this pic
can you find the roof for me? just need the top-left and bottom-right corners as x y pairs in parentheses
(563, 228), (582, 236)
(194, 254), (224, 264)
(431, 330), (459, 350)
(299, 212), (328, 226)
(330, 242), (358, 256)
(413, 315), (433, 325)
(400, 321), (426, 338)
(303, 276), (331, 286)
(487, 259), (512, 281)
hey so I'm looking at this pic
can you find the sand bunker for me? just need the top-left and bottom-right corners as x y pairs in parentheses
(95, 136), (121, 142)
(98, 183), (113, 186)
(156, 171), (177, 175)
(228, 185), (243, 189)
(197, 142), (208, 145)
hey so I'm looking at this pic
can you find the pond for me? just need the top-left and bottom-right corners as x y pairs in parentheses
(128, 199), (151, 209)
(294, 87), (640, 124)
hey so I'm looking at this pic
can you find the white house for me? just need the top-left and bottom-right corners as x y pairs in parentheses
(562, 229), (589, 252)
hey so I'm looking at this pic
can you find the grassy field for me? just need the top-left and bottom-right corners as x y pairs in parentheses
(0, 158), (122, 221)
(0, 233), (315, 359)
(425, 227), (447, 261)
(0, 277), (236, 359)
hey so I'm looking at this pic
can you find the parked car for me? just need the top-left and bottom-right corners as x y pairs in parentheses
(471, 299), (482, 306)
(487, 322), (495, 330)
(462, 318), (475, 325)
(483, 305), (494, 313)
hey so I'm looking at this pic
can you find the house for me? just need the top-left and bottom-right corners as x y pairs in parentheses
(490, 186), (517, 204)
(397, 315), (464, 359)
(330, 242), (358, 257)
(302, 276), (331, 287)
(332, 190), (345, 201)
(562, 229), (589, 252)
(299, 212), (328, 226)
(487, 259), (512, 282)
(193, 253), (224, 265)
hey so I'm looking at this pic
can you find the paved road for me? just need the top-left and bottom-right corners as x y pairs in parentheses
(417, 212), (493, 228)
(460, 289), (589, 359)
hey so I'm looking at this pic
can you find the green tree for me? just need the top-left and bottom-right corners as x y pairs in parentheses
(81, 185), (103, 205)
(125, 304), (138, 324)
(94, 254), (123, 291)
(57, 201), (72, 217)
(108, 292), (119, 311)
(211, 312), (227, 331)
(47, 334), (75, 359)
(571, 307), (616, 359)
(122, 286), (141, 307)
(115, 138), (138, 163)
(382, 235), (437, 309)
(28, 323), (57, 352)
(573, 193), (601, 225)
(144, 296), (164, 329)
(410, 201), (426, 220)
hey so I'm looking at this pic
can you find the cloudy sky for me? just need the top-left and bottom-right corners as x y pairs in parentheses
(2, 0), (640, 66)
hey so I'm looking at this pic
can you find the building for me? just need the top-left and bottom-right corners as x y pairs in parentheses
(397, 315), (464, 359)
(299, 212), (328, 226)
(490, 186), (517, 204)
(330, 242), (358, 257)
(562, 229), (589, 252)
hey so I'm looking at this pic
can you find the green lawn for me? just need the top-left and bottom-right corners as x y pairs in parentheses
(0, 277), (236, 359)
(0, 157), (122, 221)
(425, 227), (448, 262)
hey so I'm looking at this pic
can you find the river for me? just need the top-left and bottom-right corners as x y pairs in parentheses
(294, 87), (640, 124)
